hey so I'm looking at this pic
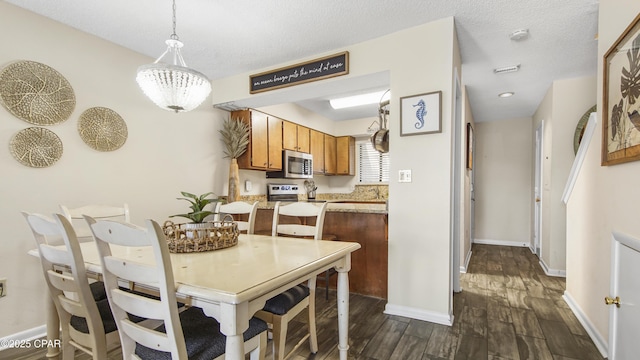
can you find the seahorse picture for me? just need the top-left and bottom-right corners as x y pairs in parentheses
(413, 99), (427, 129)
(400, 91), (442, 136)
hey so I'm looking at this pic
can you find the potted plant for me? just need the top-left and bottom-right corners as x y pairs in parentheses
(169, 191), (219, 238)
(170, 191), (218, 223)
(219, 117), (250, 203)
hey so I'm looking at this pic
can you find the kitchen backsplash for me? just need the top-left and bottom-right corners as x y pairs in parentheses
(313, 184), (388, 201)
(223, 184), (388, 203)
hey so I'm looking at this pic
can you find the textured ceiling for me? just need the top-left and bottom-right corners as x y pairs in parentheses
(5, 0), (599, 122)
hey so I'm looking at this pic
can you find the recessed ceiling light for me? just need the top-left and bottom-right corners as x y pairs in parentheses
(510, 29), (529, 41)
(329, 90), (390, 109)
(498, 92), (515, 98)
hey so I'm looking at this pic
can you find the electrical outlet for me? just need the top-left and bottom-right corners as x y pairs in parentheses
(0, 278), (6, 297)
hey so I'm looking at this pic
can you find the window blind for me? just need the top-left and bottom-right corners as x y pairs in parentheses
(358, 141), (389, 183)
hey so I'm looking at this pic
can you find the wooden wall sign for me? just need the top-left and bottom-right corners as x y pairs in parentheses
(250, 51), (349, 94)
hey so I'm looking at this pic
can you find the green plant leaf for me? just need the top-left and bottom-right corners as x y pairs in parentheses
(171, 191), (218, 223)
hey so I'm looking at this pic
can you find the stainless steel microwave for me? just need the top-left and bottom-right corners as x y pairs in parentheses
(266, 150), (313, 179)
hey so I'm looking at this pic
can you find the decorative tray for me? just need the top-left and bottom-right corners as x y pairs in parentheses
(162, 216), (238, 253)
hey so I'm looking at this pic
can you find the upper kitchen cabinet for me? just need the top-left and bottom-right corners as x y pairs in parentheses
(336, 136), (355, 175)
(283, 121), (310, 153)
(282, 126), (355, 177)
(310, 129), (325, 174)
(233, 109), (282, 171)
(324, 134), (337, 175)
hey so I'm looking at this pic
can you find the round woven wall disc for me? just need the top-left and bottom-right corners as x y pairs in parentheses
(10, 127), (63, 167)
(78, 107), (128, 151)
(0, 60), (76, 125)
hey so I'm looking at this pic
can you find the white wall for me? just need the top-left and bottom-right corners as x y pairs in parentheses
(212, 17), (461, 323)
(474, 118), (533, 245)
(0, 3), (227, 338)
(566, 0), (640, 353)
(533, 76), (597, 274)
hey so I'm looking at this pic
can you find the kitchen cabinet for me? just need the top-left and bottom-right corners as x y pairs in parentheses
(233, 110), (353, 176)
(233, 110), (282, 170)
(310, 131), (340, 175)
(283, 121), (310, 153)
(310, 129), (325, 173)
(336, 136), (355, 175)
(324, 134), (337, 175)
(254, 208), (388, 299)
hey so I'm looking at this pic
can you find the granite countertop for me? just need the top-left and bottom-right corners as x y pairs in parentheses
(256, 200), (387, 214)
(234, 184), (389, 214)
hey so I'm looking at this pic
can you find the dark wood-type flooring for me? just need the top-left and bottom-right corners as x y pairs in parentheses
(2, 244), (603, 360)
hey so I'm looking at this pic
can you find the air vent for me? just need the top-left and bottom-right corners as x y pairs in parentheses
(494, 64), (521, 74)
(510, 29), (530, 41)
(214, 102), (246, 111)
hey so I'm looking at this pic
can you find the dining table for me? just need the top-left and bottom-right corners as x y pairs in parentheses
(30, 233), (361, 360)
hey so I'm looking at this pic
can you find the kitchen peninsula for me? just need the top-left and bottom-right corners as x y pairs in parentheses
(231, 185), (388, 299)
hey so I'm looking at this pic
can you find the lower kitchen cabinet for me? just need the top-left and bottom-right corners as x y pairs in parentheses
(254, 208), (388, 299)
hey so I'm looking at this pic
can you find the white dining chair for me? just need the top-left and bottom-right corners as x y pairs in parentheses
(213, 201), (259, 234)
(22, 212), (120, 360)
(85, 216), (267, 360)
(59, 204), (130, 241)
(255, 201), (328, 360)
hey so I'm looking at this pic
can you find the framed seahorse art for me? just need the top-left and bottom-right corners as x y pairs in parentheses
(400, 91), (442, 136)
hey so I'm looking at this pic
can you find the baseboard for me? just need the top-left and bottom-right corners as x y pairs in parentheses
(384, 303), (453, 326)
(473, 238), (529, 247)
(538, 259), (566, 278)
(460, 250), (472, 273)
(0, 325), (46, 351)
(562, 291), (608, 358)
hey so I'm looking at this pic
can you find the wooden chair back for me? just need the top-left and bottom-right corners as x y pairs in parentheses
(214, 201), (259, 234)
(22, 212), (114, 359)
(85, 216), (187, 359)
(272, 202), (328, 240)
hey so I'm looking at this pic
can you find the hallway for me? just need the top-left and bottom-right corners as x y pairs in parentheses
(291, 243), (604, 359)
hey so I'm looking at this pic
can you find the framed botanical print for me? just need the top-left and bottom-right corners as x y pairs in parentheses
(602, 13), (640, 166)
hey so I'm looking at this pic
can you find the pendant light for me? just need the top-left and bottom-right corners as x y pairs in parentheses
(136, 0), (211, 113)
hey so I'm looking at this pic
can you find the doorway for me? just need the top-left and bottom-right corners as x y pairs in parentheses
(533, 121), (543, 257)
(608, 231), (640, 359)
(451, 69), (463, 297)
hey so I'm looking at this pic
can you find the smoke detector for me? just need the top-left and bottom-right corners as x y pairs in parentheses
(510, 29), (529, 41)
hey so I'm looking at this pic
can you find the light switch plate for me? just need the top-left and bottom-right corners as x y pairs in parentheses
(245, 180), (252, 192)
(399, 169), (412, 183)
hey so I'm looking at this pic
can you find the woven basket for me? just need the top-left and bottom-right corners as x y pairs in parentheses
(162, 215), (239, 253)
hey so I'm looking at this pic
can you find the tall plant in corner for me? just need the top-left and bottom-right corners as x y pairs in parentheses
(219, 117), (250, 203)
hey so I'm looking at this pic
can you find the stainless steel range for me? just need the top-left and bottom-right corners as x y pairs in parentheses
(267, 183), (299, 202)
